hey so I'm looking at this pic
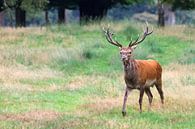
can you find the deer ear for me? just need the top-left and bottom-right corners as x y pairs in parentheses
(131, 45), (137, 50)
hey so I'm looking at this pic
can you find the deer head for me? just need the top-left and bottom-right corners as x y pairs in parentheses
(103, 22), (153, 62)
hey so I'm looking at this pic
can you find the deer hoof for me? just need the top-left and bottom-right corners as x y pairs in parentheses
(122, 111), (126, 117)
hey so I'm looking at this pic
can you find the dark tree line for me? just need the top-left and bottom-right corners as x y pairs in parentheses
(0, 0), (145, 27)
(0, 0), (195, 27)
(0, 0), (47, 27)
(48, 0), (139, 23)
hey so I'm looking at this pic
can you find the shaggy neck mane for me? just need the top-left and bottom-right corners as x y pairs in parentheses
(123, 59), (137, 70)
(123, 59), (138, 79)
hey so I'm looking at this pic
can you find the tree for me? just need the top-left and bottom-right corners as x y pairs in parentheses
(78, 0), (144, 23)
(3, 0), (48, 27)
(47, 0), (144, 24)
(157, 0), (195, 26)
(0, 0), (4, 12)
(171, 0), (195, 10)
(48, 0), (78, 24)
(79, 0), (108, 22)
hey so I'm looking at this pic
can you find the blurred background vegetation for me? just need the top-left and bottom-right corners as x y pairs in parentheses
(0, 0), (195, 27)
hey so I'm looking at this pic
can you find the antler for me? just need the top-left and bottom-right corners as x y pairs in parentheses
(129, 22), (153, 47)
(103, 27), (122, 48)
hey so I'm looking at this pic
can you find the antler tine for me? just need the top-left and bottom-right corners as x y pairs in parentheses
(145, 21), (153, 35)
(128, 37), (133, 45)
(129, 34), (140, 47)
(102, 27), (122, 47)
(129, 21), (153, 47)
(102, 27), (106, 33)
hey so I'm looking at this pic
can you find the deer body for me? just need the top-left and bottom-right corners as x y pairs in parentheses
(124, 60), (162, 90)
(122, 57), (164, 116)
(103, 22), (164, 116)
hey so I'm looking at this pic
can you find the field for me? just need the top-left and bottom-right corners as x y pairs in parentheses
(0, 20), (195, 129)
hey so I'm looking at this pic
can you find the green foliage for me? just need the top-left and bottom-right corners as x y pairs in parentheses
(172, 0), (195, 10)
(160, 0), (195, 10)
(147, 0), (195, 11)
(4, 0), (48, 11)
(48, 0), (78, 9)
(106, 0), (143, 5)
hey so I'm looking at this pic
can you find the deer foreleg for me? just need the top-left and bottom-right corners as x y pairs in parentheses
(122, 87), (130, 116)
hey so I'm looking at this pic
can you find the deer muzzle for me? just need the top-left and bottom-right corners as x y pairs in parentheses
(121, 55), (129, 61)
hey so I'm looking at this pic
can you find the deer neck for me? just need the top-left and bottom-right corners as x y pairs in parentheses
(123, 59), (139, 87)
(123, 59), (137, 77)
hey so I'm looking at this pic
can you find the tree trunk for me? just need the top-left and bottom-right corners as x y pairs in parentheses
(0, 11), (4, 26)
(158, 0), (165, 27)
(15, 7), (26, 27)
(45, 10), (49, 25)
(58, 7), (65, 24)
(79, 0), (107, 24)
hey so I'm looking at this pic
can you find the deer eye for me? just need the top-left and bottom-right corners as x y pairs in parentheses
(129, 51), (132, 54)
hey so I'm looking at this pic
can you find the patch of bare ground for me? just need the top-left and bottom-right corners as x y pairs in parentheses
(0, 110), (60, 122)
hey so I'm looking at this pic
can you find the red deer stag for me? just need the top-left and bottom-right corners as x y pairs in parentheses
(103, 22), (164, 116)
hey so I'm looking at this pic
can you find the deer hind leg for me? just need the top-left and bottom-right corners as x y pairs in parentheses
(155, 80), (164, 105)
(145, 88), (153, 111)
(139, 88), (145, 113)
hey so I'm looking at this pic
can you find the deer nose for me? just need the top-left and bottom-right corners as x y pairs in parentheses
(121, 55), (128, 60)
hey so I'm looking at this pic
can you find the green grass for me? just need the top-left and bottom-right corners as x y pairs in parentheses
(0, 89), (84, 113)
(0, 20), (195, 129)
(135, 35), (190, 65)
(19, 77), (67, 88)
(25, 107), (195, 129)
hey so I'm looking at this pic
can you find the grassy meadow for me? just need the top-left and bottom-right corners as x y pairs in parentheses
(0, 20), (195, 129)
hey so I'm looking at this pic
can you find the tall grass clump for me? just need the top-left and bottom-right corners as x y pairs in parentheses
(177, 47), (195, 64)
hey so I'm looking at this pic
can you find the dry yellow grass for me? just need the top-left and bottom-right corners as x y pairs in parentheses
(66, 75), (103, 90)
(0, 64), (63, 92)
(80, 64), (195, 114)
(0, 65), (62, 81)
(156, 25), (195, 41)
(0, 27), (46, 45)
(163, 64), (195, 100)
(0, 110), (60, 122)
(0, 61), (194, 99)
